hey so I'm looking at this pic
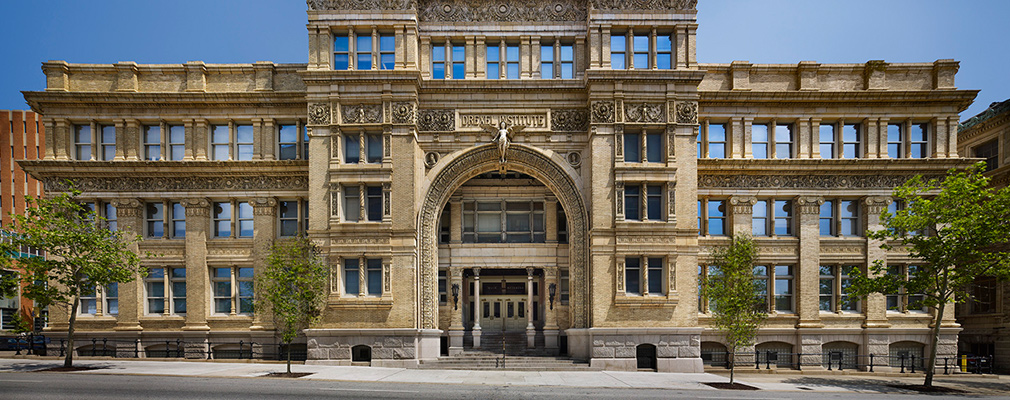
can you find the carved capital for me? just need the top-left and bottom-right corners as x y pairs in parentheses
(111, 198), (143, 217)
(864, 196), (893, 215)
(252, 197), (278, 216)
(182, 198), (211, 217)
(307, 102), (331, 126)
(796, 196), (825, 215)
(729, 196), (757, 214)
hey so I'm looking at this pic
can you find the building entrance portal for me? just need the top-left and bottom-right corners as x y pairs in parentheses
(477, 276), (530, 332)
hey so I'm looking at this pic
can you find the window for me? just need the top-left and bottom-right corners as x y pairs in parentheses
(632, 34), (648, 69)
(486, 44), (499, 79)
(106, 283), (118, 315)
(624, 132), (640, 162)
(278, 200), (309, 237)
(344, 134), (360, 163)
(540, 45), (553, 79)
(624, 186), (639, 220)
(842, 124), (861, 159)
(560, 269), (569, 305)
(462, 200), (545, 243)
(379, 35), (394, 70)
(452, 44), (465, 79)
(624, 184), (663, 221)
(145, 201), (184, 238)
(505, 45), (519, 79)
(646, 185), (662, 221)
(753, 265), (794, 313)
(752, 200), (793, 236)
(104, 203), (118, 232)
(433, 42), (464, 79)
(819, 265), (860, 312)
(886, 265), (926, 313)
(211, 125), (229, 160)
(974, 139), (1000, 172)
(211, 124), (253, 161)
(143, 125), (161, 161)
(213, 201), (252, 238)
(646, 132), (662, 162)
(212, 266), (253, 314)
(438, 269), (447, 304)
(610, 35), (625, 69)
(560, 44), (574, 78)
(970, 276), (998, 314)
(623, 131), (663, 163)
(342, 258), (384, 296)
(656, 35), (672, 69)
(557, 206), (568, 244)
(334, 34), (350, 70)
(343, 133), (381, 164)
(753, 266), (768, 312)
(697, 265), (719, 313)
(356, 34), (372, 70)
(278, 124), (308, 160)
(887, 123), (904, 158)
(100, 125), (116, 161)
(168, 125), (185, 161)
(751, 123), (792, 159)
(624, 257), (664, 296)
(79, 284), (117, 316)
(698, 199), (727, 236)
(886, 200), (924, 236)
(820, 200), (860, 237)
(910, 123), (929, 158)
(74, 125), (92, 160)
(146, 267), (186, 315)
(819, 123), (835, 159)
(698, 123), (726, 159)
(625, 257), (640, 295)
(343, 185), (383, 222)
(367, 134), (382, 163)
(752, 124), (769, 159)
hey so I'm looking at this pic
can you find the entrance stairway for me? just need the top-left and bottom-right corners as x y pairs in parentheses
(419, 332), (597, 371)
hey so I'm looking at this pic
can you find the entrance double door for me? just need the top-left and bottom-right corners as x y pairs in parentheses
(481, 296), (526, 332)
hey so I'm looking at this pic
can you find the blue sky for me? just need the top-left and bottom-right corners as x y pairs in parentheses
(0, 0), (1005, 119)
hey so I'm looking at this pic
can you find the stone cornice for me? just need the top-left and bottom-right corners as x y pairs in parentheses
(19, 160), (308, 179)
(697, 158), (974, 175)
(958, 112), (1010, 143)
(699, 90), (977, 112)
(23, 91), (307, 114)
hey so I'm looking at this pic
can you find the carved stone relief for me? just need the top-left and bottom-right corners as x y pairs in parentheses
(419, 0), (587, 22)
(729, 196), (757, 214)
(551, 109), (589, 132)
(307, 0), (416, 10)
(590, 0), (697, 10)
(418, 109), (455, 131)
(624, 103), (665, 123)
(566, 151), (581, 167)
(308, 103), (331, 125)
(675, 101), (698, 124)
(796, 196), (825, 214)
(591, 101), (615, 123)
(251, 197), (278, 216)
(698, 174), (937, 189)
(342, 104), (382, 124)
(392, 102), (415, 124)
(864, 196), (893, 215)
(110, 198), (142, 217)
(383, 183), (391, 216)
(424, 151), (440, 168)
(182, 198), (211, 217)
(44, 176), (308, 192)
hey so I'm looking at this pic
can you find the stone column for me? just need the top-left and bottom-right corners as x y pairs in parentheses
(250, 197), (277, 330)
(448, 267), (464, 355)
(863, 196), (892, 328)
(526, 267), (535, 348)
(182, 198), (211, 331)
(472, 267), (481, 348)
(796, 196), (825, 369)
(543, 267), (560, 354)
(729, 196), (756, 235)
(545, 197), (558, 244)
(251, 118), (264, 161)
(449, 197), (462, 243)
(112, 198), (143, 331)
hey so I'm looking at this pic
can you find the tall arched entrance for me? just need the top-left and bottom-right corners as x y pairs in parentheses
(417, 143), (589, 340)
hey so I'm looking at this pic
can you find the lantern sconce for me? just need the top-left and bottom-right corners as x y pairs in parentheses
(548, 283), (557, 310)
(451, 283), (460, 310)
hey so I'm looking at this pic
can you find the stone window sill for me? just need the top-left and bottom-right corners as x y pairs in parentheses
(613, 294), (678, 307)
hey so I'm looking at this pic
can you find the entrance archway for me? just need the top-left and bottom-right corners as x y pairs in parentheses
(417, 143), (588, 331)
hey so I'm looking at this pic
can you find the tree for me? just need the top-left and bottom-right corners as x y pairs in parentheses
(851, 162), (1010, 387)
(258, 235), (328, 374)
(703, 234), (765, 384)
(0, 189), (144, 367)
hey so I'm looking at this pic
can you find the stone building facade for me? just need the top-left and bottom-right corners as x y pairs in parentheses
(956, 99), (1010, 372)
(19, 0), (978, 371)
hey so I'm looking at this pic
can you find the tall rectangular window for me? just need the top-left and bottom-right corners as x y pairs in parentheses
(168, 125), (185, 161)
(774, 200), (793, 236)
(540, 45), (553, 79)
(278, 124), (306, 160)
(74, 125), (92, 160)
(753, 200), (768, 236)
(656, 35), (672, 69)
(367, 134), (382, 163)
(104, 203), (117, 232)
(774, 265), (793, 312)
(146, 267), (186, 315)
(356, 35), (372, 70)
(610, 35), (625, 70)
(212, 267), (253, 314)
(212, 267), (232, 314)
(486, 44), (499, 79)
(703, 123), (727, 159)
(237, 202), (253, 237)
(647, 257), (663, 295)
(775, 124), (793, 159)
(343, 258), (359, 296)
(279, 200), (308, 237)
(625, 257), (641, 295)
(819, 200), (835, 236)
(646, 185), (662, 220)
(171, 202), (185, 238)
(344, 134), (360, 163)
(366, 258), (382, 296)
(632, 34), (648, 69)
(819, 124), (836, 159)
(698, 200), (726, 236)
(334, 34), (350, 70)
(839, 200), (859, 236)
(100, 125), (116, 161)
(842, 124), (861, 158)
(432, 44), (447, 79)
(910, 123), (929, 158)
(753, 266), (768, 313)
(819, 266), (835, 311)
(624, 132), (641, 162)
(143, 125), (161, 161)
(646, 132), (662, 162)
(624, 185), (640, 221)
(213, 202), (231, 237)
(212, 201), (252, 238)
(975, 139), (1000, 172)
(839, 265), (858, 311)
(506, 45), (519, 79)
(379, 35), (395, 70)
(146, 202), (165, 238)
(560, 44), (573, 78)
(235, 125), (253, 161)
(212, 125), (229, 160)
(366, 186), (382, 222)
(452, 45), (465, 80)
(343, 186), (360, 222)
(887, 123), (904, 158)
(80, 286), (98, 314)
(105, 283), (118, 315)
(752, 124), (769, 159)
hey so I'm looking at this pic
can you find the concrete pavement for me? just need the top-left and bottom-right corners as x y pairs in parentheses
(0, 355), (1007, 396)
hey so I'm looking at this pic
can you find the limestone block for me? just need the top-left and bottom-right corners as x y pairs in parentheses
(393, 347), (416, 359)
(605, 340), (622, 347)
(657, 346), (678, 358)
(116, 343), (138, 358)
(308, 348), (328, 360)
(372, 347), (394, 359)
(331, 347), (351, 359)
(615, 347), (635, 358)
(592, 339), (605, 347)
(384, 337), (403, 348)
(678, 346), (701, 358)
(592, 347), (615, 358)
(184, 343), (207, 359)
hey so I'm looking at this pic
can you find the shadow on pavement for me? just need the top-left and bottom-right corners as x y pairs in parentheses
(778, 376), (913, 394)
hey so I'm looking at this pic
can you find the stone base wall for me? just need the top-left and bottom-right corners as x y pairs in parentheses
(568, 327), (704, 373)
(305, 328), (440, 368)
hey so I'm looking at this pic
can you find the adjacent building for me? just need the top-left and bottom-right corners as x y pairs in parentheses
(19, 0), (979, 371)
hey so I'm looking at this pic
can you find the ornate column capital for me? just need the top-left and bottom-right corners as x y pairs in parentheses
(110, 198), (143, 217)
(252, 197), (278, 216)
(729, 196), (757, 214)
(796, 196), (825, 215)
(182, 198), (211, 217)
(864, 196), (893, 215)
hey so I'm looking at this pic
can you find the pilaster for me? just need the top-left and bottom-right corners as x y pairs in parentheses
(729, 196), (756, 235)
(112, 198), (143, 331)
(182, 198), (211, 331)
(250, 197), (277, 330)
(863, 196), (892, 328)
(796, 196), (824, 328)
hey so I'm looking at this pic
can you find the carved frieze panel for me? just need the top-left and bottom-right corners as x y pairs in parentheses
(591, 101), (615, 123)
(675, 101), (698, 124)
(307, 0), (416, 10)
(45, 176), (308, 192)
(698, 174), (935, 189)
(392, 102), (415, 124)
(590, 0), (697, 10)
(308, 103), (331, 125)
(624, 103), (665, 123)
(342, 104), (382, 124)
(551, 109), (589, 132)
(419, 0), (587, 22)
(418, 109), (455, 131)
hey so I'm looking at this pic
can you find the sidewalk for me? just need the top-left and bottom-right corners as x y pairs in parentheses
(0, 355), (1006, 395)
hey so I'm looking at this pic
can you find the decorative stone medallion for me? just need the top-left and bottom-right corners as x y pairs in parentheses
(418, 109), (455, 131)
(308, 103), (331, 125)
(675, 101), (698, 124)
(591, 101), (615, 123)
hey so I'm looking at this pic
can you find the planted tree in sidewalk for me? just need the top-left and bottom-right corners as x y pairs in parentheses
(0, 188), (144, 367)
(258, 235), (328, 374)
(851, 162), (1010, 388)
(703, 234), (765, 384)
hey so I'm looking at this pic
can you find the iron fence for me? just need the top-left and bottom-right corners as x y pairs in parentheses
(701, 350), (994, 375)
(52, 337), (307, 362)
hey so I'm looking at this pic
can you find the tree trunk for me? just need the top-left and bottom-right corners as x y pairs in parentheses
(287, 340), (292, 374)
(729, 348), (735, 384)
(65, 299), (79, 368)
(925, 301), (946, 388)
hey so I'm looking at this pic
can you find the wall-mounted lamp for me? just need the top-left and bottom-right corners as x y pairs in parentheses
(548, 283), (557, 310)
(451, 283), (460, 310)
